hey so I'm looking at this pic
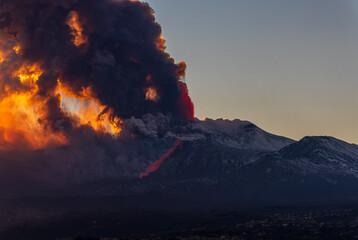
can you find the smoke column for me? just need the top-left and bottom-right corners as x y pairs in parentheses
(0, 0), (194, 149)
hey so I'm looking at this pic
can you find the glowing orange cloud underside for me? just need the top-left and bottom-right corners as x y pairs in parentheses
(0, 60), (68, 150)
(0, 44), (121, 151)
(57, 81), (122, 135)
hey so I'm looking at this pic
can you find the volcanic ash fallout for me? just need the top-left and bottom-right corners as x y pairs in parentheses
(0, 0), (194, 150)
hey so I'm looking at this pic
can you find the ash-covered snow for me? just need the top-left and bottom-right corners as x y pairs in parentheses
(122, 114), (294, 152)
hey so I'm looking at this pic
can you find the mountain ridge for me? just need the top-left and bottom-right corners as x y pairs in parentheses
(2, 116), (358, 206)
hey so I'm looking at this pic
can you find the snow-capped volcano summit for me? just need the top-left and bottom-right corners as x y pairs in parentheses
(123, 114), (294, 151)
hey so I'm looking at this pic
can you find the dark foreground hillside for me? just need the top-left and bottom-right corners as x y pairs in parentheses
(1, 197), (358, 240)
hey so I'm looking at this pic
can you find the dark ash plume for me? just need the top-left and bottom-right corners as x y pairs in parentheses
(0, 0), (194, 131)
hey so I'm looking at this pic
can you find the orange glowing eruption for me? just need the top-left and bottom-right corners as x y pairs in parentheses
(0, 44), (122, 151)
(15, 64), (42, 86)
(0, 0), (195, 151)
(0, 91), (68, 150)
(145, 87), (159, 102)
(0, 51), (68, 150)
(58, 84), (122, 135)
(66, 11), (88, 47)
(12, 45), (20, 54)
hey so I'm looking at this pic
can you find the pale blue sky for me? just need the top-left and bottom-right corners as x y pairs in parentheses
(146, 0), (358, 143)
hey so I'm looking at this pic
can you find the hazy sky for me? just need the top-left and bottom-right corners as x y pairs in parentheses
(146, 0), (358, 144)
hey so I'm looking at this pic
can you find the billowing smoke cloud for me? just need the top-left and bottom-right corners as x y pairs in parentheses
(0, 0), (196, 195)
(0, 0), (194, 135)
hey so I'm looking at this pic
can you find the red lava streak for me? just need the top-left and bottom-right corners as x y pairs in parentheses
(140, 139), (183, 179)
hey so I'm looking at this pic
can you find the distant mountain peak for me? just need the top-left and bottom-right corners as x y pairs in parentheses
(279, 136), (358, 159)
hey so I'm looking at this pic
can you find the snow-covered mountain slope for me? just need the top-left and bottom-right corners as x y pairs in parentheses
(274, 136), (358, 177)
(210, 136), (358, 204)
(146, 123), (358, 182)
(197, 118), (295, 151)
(147, 140), (261, 179)
(124, 114), (295, 151)
(136, 132), (358, 204)
(121, 115), (294, 180)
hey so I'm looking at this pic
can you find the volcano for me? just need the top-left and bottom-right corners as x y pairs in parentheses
(1, 116), (358, 239)
(0, 0), (358, 239)
(1, 115), (358, 206)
